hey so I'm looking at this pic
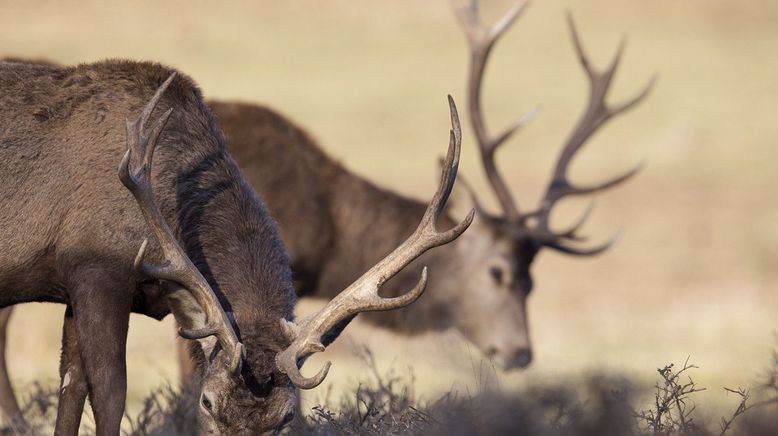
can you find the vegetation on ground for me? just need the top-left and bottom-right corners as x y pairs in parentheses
(6, 346), (778, 436)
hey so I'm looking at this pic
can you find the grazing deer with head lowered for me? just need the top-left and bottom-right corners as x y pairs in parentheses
(0, 58), (470, 434)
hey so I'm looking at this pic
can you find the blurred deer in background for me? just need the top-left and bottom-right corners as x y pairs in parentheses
(0, 0), (653, 427)
(0, 58), (469, 434)
(206, 0), (654, 376)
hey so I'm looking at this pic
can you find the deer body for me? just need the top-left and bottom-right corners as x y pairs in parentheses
(0, 60), (298, 434)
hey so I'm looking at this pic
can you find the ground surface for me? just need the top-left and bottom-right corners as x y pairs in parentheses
(1, 0), (776, 423)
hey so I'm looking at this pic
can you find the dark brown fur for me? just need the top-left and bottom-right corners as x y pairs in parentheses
(0, 60), (296, 434)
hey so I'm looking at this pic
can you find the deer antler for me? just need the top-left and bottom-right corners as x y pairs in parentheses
(453, 0), (536, 221)
(454, 0), (653, 255)
(275, 96), (474, 389)
(532, 14), (656, 253)
(118, 72), (244, 374)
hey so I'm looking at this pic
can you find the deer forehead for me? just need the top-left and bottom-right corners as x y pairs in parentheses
(455, 225), (514, 260)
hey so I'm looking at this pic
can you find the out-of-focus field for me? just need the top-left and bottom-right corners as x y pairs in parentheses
(1, 0), (777, 421)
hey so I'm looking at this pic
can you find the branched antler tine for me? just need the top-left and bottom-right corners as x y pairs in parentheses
(529, 202), (593, 242)
(427, 95), (463, 224)
(555, 201), (595, 240)
(489, 1), (530, 43)
(453, 0), (481, 44)
(608, 73), (658, 117)
(275, 97), (474, 389)
(418, 97), (474, 245)
(543, 229), (622, 256)
(178, 325), (220, 340)
(364, 267), (429, 311)
(564, 161), (644, 197)
(466, 0), (479, 25)
(139, 73), (176, 132)
(133, 239), (149, 273)
(119, 73), (243, 374)
(491, 105), (540, 153)
(566, 12), (594, 80)
(604, 36), (627, 85)
(284, 356), (331, 390)
(142, 107), (174, 169)
(454, 0), (528, 50)
(467, 0), (477, 15)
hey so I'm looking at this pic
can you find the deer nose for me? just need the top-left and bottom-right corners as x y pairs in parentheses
(489, 346), (532, 370)
(511, 348), (533, 369)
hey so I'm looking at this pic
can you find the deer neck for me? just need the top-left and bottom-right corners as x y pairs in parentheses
(166, 151), (296, 361)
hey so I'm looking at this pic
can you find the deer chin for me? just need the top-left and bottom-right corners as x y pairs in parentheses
(455, 326), (534, 371)
(450, 287), (533, 372)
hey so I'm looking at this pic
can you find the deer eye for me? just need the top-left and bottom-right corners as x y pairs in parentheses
(489, 266), (504, 285)
(201, 394), (214, 414)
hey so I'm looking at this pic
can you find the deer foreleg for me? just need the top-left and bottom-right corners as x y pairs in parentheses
(54, 306), (89, 436)
(61, 271), (131, 436)
(0, 307), (25, 432)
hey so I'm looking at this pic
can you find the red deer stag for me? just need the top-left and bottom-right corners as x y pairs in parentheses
(0, 59), (470, 434)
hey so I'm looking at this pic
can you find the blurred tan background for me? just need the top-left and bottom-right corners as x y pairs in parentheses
(1, 0), (777, 420)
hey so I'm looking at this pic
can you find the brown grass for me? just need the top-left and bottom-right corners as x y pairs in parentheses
(7, 348), (778, 435)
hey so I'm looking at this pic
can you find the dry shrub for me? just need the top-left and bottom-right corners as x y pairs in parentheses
(289, 348), (778, 436)
(121, 383), (199, 436)
(0, 383), (60, 436)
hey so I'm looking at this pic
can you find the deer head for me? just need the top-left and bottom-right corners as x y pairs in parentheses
(447, 0), (655, 370)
